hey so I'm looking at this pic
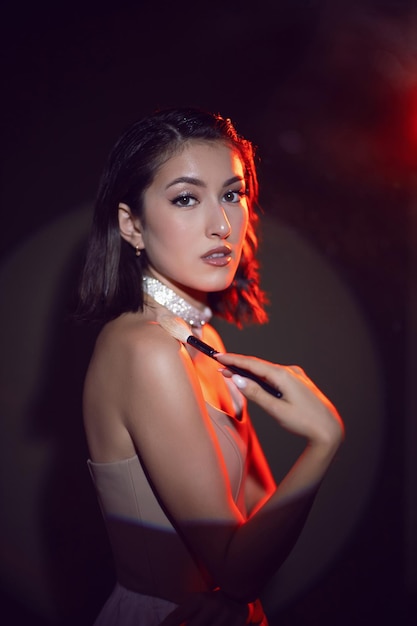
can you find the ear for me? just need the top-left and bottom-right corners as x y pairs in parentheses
(118, 203), (145, 251)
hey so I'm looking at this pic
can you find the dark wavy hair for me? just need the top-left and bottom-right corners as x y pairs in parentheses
(77, 107), (268, 327)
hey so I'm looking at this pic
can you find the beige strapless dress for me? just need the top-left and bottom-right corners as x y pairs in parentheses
(88, 393), (267, 625)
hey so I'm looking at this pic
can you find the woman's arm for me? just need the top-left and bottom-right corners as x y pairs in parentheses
(119, 326), (343, 603)
(198, 325), (276, 516)
(216, 352), (344, 598)
(244, 418), (276, 516)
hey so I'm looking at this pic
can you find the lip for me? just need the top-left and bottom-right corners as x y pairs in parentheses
(201, 245), (233, 266)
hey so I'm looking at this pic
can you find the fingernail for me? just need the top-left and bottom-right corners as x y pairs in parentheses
(231, 374), (247, 389)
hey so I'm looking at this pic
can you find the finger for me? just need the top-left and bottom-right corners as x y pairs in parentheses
(216, 353), (277, 380)
(219, 355), (316, 395)
(229, 373), (288, 416)
(217, 354), (285, 394)
(222, 357), (316, 404)
(217, 366), (233, 379)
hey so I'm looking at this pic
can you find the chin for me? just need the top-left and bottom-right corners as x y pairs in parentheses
(176, 269), (236, 298)
(204, 276), (235, 294)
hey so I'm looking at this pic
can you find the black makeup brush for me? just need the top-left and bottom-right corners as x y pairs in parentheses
(159, 314), (282, 399)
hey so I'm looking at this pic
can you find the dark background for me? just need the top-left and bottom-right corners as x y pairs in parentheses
(0, 0), (416, 624)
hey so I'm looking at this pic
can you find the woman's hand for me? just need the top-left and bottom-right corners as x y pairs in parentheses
(217, 353), (344, 449)
(160, 590), (266, 626)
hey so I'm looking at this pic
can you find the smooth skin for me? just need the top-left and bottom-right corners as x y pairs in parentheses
(83, 140), (344, 625)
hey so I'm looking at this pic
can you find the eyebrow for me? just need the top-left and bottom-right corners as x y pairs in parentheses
(165, 175), (244, 190)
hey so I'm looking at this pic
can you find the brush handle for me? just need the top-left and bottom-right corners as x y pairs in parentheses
(187, 336), (218, 358)
(186, 336), (282, 399)
(225, 364), (283, 398)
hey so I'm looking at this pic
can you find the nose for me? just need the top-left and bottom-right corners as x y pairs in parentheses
(207, 204), (231, 239)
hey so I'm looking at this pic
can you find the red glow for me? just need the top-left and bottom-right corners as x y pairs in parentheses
(372, 83), (417, 181)
(409, 87), (417, 147)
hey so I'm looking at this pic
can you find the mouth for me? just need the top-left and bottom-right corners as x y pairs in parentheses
(201, 245), (233, 266)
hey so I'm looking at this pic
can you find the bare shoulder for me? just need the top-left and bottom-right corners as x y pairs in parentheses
(84, 312), (198, 427)
(83, 313), (201, 461)
(95, 313), (183, 363)
(94, 315), (203, 404)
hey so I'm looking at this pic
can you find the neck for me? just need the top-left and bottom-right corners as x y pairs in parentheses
(142, 275), (212, 328)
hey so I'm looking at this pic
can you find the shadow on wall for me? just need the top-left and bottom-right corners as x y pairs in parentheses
(31, 249), (114, 625)
(0, 207), (113, 624)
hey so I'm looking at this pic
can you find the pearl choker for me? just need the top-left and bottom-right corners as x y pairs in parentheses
(143, 275), (212, 328)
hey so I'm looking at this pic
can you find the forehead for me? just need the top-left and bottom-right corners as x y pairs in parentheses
(153, 140), (245, 184)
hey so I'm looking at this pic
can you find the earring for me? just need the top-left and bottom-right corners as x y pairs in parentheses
(135, 245), (141, 257)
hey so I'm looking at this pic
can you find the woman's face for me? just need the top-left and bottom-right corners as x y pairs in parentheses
(137, 140), (249, 305)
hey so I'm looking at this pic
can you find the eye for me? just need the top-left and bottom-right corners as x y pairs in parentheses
(171, 194), (198, 207)
(223, 189), (247, 203)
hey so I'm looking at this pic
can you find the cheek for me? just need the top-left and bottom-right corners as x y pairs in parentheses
(235, 207), (249, 242)
(143, 215), (196, 251)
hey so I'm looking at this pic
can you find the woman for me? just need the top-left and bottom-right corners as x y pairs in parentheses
(77, 108), (344, 625)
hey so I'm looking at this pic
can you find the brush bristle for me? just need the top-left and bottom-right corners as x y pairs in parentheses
(158, 314), (191, 343)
